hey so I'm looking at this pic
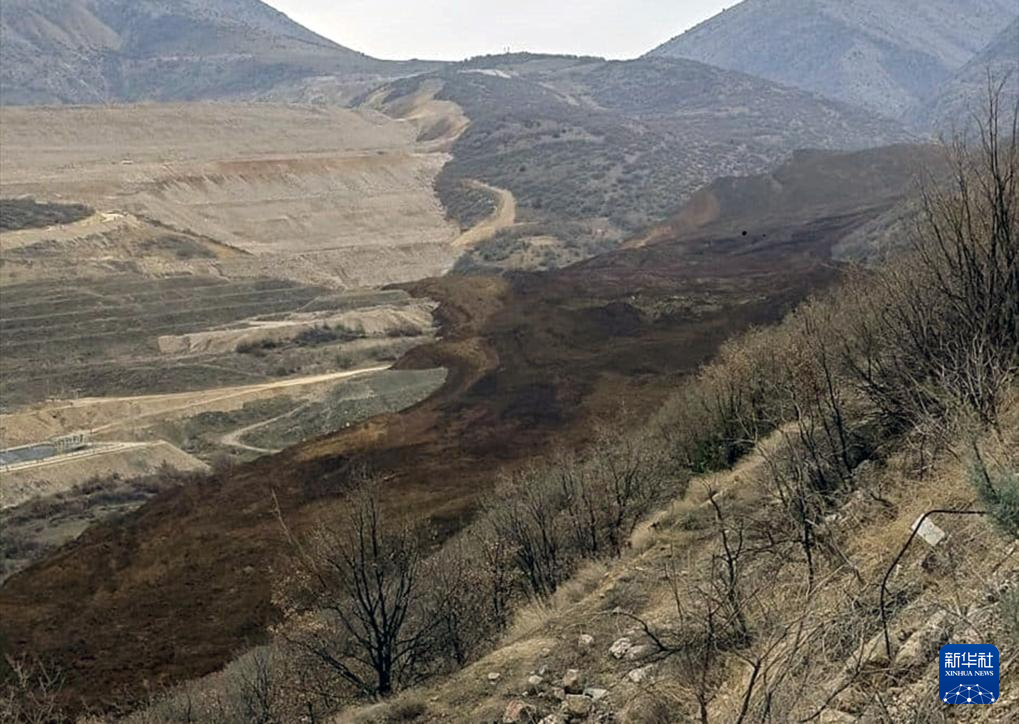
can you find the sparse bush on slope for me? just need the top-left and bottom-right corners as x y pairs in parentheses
(970, 452), (1019, 537)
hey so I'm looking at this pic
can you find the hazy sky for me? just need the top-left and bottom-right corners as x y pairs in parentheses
(268, 1), (732, 61)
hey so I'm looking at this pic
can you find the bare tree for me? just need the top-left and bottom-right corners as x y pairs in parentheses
(848, 80), (1018, 432)
(485, 466), (569, 597)
(278, 477), (434, 698)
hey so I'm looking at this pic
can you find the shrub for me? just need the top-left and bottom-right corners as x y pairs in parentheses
(1002, 586), (1019, 648)
(969, 454), (1019, 537)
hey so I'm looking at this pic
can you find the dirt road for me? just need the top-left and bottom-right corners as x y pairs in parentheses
(87, 366), (391, 434)
(0, 366), (392, 447)
(218, 402), (312, 456)
(452, 181), (517, 248)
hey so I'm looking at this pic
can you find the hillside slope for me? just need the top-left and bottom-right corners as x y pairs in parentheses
(371, 55), (913, 270)
(0, 0), (432, 105)
(334, 413), (1018, 723)
(909, 18), (1019, 131)
(649, 0), (1017, 118)
(0, 147), (912, 713)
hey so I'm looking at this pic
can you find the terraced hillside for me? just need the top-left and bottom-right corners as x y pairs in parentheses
(0, 100), (471, 506)
(0, 103), (461, 287)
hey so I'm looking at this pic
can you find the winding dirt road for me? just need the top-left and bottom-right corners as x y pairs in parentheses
(218, 402), (312, 456)
(452, 181), (517, 248)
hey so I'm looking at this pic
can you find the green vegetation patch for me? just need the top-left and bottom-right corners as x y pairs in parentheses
(0, 198), (93, 232)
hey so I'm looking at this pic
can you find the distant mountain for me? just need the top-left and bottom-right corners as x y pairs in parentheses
(0, 0), (434, 105)
(649, 0), (1017, 118)
(909, 18), (1019, 131)
(370, 54), (913, 270)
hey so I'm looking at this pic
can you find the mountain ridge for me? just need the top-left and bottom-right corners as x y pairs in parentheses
(649, 0), (1017, 118)
(0, 0), (435, 105)
(908, 17), (1019, 131)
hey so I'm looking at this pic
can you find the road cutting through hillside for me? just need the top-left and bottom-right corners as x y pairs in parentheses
(218, 402), (312, 456)
(0, 366), (392, 447)
(452, 181), (517, 248)
(87, 366), (391, 434)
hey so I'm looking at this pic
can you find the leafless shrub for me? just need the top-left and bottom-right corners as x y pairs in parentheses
(485, 465), (571, 598)
(847, 82), (1018, 435)
(0, 657), (64, 724)
(276, 476), (436, 698)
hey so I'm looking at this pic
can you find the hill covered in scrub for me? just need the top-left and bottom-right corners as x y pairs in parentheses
(0, 0), (435, 104)
(649, 0), (1017, 118)
(369, 54), (912, 271)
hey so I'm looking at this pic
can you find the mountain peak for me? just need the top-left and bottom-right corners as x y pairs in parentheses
(649, 0), (1018, 118)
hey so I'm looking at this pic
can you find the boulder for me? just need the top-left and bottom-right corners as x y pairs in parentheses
(894, 612), (950, 670)
(488, 671), (502, 683)
(562, 694), (594, 719)
(578, 634), (595, 649)
(626, 644), (653, 661)
(562, 668), (584, 694)
(627, 665), (654, 684)
(609, 637), (633, 659)
(818, 712), (857, 724)
(583, 687), (609, 701)
(503, 700), (536, 723)
(527, 675), (545, 693)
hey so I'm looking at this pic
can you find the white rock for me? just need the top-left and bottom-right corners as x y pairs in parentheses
(627, 665), (654, 684)
(626, 644), (653, 661)
(527, 675), (545, 693)
(609, 637), (633, 659)
(487, 672), (502, 682)
(578, 633), (595, 648)
(583, 687), (609, 701)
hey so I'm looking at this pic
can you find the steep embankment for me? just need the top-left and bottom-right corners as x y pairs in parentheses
(342, 412), (1018, 722)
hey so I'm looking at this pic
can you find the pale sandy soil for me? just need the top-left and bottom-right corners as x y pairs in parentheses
(0, 366), (390, 448)
(0, 103), (462, 287)
(0, 441), (208, 509)
(0, 97), (485, 493)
